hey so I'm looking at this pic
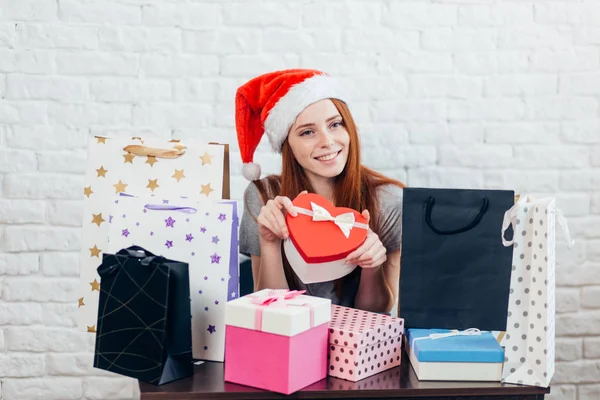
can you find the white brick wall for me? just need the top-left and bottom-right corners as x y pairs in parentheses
(0, 0), (598, 399)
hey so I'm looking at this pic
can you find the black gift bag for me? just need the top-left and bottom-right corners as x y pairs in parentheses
(400, 188), (514, 331)
(93, 246), (193, 385)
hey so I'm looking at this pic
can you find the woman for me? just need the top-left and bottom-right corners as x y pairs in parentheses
(236, 69), (404, 313)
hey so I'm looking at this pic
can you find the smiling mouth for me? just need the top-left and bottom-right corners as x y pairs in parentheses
(315, 150), (342, 162)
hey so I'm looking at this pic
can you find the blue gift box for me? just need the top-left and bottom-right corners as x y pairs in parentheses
(407, 329), (504, 363)
(406, 329), (505, 382)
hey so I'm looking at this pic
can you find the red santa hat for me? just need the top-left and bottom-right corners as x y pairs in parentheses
(235, 69), (347, 181)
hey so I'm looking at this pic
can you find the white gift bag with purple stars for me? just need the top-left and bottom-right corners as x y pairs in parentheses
(107, 195), (239, 362)
(78, 136), (228, 334)
(500, 196), (573, 387)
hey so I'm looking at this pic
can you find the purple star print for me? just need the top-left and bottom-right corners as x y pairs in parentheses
(136, 222), (140, 227)
(207, 325), (216, 334)
(198, 290), (203, 294)
(218, 213), (227, 222)
(191, 252), (195, 256)
(122, 214), (126, 218)
(143, 208), (147, 213)
(109, 215), (113, 223)
(150, 231), (154, 236)
(122, 228), (130, 237)
(215, 300), (219, 305)
(212, 235), (219, 244)
(210, 253), (221, 264)
(165, 240), (173, 249)
(163, 199), (169, 204)
(165, 216), (175, 228)
(200, 226), (207, 233)
(186, 233), (194, 242)
(205, 212), (209, 216)
(205, 307), (209, 311)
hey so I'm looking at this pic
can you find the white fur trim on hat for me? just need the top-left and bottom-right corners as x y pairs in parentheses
(263, 74), (347, 153)
(242, 162), (261, 181)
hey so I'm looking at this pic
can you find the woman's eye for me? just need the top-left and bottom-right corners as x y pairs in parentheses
(300, 130), (313, 136)
(331, 121), (344, 129)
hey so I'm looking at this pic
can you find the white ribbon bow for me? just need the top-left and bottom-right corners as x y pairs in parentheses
(412, 328), (482, 343)
(292, 202), (369, 238)
(310, 202), (356, 239)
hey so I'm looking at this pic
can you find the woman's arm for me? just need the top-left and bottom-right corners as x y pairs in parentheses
(251, 240), (289, 291)
(354, 250), (400, 313)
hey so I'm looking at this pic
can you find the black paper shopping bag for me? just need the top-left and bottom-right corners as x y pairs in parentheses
(399, 188), (514, 331)
(93, 246), (193, 385)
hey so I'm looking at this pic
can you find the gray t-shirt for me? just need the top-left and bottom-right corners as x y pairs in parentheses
(239, 179), (403, 307)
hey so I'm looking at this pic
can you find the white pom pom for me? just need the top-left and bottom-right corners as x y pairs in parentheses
(242, 162), (261, 181)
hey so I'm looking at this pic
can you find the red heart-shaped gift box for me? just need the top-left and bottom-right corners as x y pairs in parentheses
(283, 193), (368, 283)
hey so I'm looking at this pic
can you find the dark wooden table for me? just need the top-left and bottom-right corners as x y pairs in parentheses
(139, 354), (551, 400)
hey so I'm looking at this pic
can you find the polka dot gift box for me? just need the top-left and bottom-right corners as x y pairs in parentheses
(224, 289), (332, 395)
(327, 305), (404, 382)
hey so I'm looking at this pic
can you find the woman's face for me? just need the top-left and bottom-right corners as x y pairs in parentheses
(287, 99), (350, 182)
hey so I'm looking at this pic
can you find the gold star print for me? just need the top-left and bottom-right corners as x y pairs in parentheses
(96, 137), (106, 144)
(78, 297), (85, 308)
(145, 156), (158, 167)
(200, 183), (214, 197)
(132, 136), (144, 144)
(173, 143), (187, 151)
(113, 180), (128, 194)
(123, 153), (135, 164)
(83, 186), (93, 198)
(172, 169), (185, 182)
(90, 279), (100, 291)
(87, 325), (96, 333)
(91, 213), (105, 227)
(96, 166), (108, 178)
(200, 152), (213, 165)
(147, 179), (159, 192)
(89, 245), (101, 258)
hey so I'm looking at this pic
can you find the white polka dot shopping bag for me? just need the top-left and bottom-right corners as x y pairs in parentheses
(500, 196), (573, 387)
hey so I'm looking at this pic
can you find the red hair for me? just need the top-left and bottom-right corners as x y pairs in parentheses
(250, 99), (405, 293)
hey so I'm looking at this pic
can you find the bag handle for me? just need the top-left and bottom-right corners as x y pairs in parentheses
(501, 196), (575, 248)
(425, 196), (489, 235)
(123, 144), (185, 159)
(144, 204), (198, 214)
(98, 246), (165, 277)
(501, 203), (519, 247)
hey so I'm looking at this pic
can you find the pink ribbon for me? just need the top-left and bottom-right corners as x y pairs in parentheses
(248, 290), (315, 331)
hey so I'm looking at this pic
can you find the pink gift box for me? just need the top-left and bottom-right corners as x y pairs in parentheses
(224, 289), (331, 395)
(327, 305), (404, 382)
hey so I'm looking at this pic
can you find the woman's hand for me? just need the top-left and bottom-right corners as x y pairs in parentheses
(257, 191), (307, 244)
(345, 210), (387, 269)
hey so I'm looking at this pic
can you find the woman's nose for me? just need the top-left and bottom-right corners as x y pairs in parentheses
(318, 130), (335, 148)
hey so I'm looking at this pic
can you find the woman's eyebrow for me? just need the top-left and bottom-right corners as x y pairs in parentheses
(295, 115), (342, 131)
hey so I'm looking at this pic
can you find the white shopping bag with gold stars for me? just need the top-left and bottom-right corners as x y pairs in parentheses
(77, 136), (229, 333)
(500, 196), (573, 387)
